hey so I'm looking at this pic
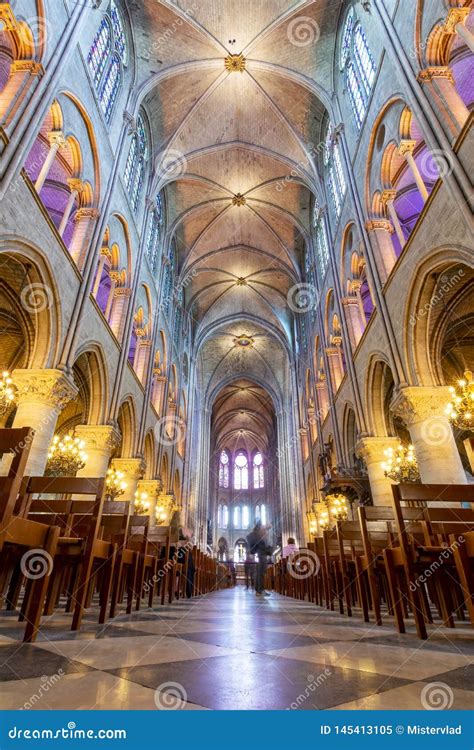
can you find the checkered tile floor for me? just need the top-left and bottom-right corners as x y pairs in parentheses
(0, 588), (472, 710)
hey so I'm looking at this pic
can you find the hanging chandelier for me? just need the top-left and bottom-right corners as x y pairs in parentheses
(105, 467), (127, 501)
(134, 490), (150, 514)
(45, 433), (87, 477)
(0, 371), (17, 415)
(325, 493), (349, 522)
(445, 370), (474, 431)
(381, 443), (420, 483)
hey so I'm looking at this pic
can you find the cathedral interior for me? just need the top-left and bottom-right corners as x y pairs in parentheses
(0, 0), (473, 712)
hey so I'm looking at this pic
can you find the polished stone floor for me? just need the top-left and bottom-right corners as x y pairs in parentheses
(0, 587), (472, 710)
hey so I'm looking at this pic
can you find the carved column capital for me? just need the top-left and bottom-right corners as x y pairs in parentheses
(444, 8), (470, 34)
(0, 3), (18, 31)
(398, 139), (417, 157)
(74, 424), (121, 452)
(112, 457), (146, 481)
(418, 66), (455, 84)
(356, 436), (400, 464)
(12, 368), (78, 411)
(365, 219), (394, 234)
(390, 386), (452, 427)
(48, 130), (67, 149)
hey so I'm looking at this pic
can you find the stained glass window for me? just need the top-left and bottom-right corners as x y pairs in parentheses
(124, 114), (148, 213)
(173, 290), (183, 350)
(222, 505), (228, 529)
(314, 200), (330, 277)
(219, 451), (229, 488)
(234, 452), (248, 490)
(88, 3), (127, 125)
(253, 453), (264, 489)
(260, 503), (267, 525)
(233, 506), (241, 529)
(88, 19), (112, 87)
(340, 9), (376, 129)
(324, 126), (346, 220)
(242, 506), (250, 530)
(99, 54), (121, 124)
(110, 0), (127, 64)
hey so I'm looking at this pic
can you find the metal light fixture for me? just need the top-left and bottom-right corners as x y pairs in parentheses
(134, 490), (150, 514)
(325, 492), (349, 523)
(0, 371), (17, 415)
(105, 467), (127, 501)
(446, 370), (474, 431)
(45, 433), (87, 477)
(381, 443), (420, 483)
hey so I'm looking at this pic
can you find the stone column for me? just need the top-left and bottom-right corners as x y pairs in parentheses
(92, 247), (110, 298)
(342, 295), (365, 349)
(109, 287), (131, 341)
(464, 437), (474, 475)
(357, 437), (400, 506)
(137, 479), (162, 528)
(10, 369), (78, 475)
(58, 178), (83, 237)
(68, 208), (100, 269)
(365, 220), (398, 283)
(35, 131), (66, 193)
(391, 386), (466, 484)
(381, 190), (406, 249)
(111, 458), (145, 504)
(444, 8), (474, 54)
(315, 380), (330, 421)
(326, 345), (344, 393)
(75, 425), (121, 478)
(418, 67), (470, 138)
(0, 60), (44, 127)
(152, 373), (167, 416)
(398, 140), (429, 202)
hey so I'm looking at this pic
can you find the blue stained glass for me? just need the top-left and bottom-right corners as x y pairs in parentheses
(88, 19), (111, 87)
(354, 24), (376, 99)
(340, 8), (354, 70)
(340, 12), (376, 128)
(99, 53), (121, 123)
(346, 63), (364, 129)
(110, 0), (127, 64)
(124, 115), (148, 212)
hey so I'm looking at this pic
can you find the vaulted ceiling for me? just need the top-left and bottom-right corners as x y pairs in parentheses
(130, 0), (343, 429)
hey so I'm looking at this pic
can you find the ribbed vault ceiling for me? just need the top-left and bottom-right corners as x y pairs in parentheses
(131, 0), (342, 435)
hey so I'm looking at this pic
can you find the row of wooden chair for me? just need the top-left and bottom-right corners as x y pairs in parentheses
(266, 483), (474, 640)
(0, 428), (220, 642)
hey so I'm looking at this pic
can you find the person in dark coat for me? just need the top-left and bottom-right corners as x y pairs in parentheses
(247, 521), (271, 597)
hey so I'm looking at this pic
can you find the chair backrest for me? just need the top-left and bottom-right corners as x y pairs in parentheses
(0, 427), (34, 523)
(395, 483), (474, 505)
(20, 476), (106, 539)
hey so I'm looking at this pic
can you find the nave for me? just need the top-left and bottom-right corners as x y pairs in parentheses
(0, 587), (472, 711)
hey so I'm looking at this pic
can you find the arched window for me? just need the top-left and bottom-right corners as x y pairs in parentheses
(253, 452), (264, 489)
(173, 289), (183, 350)
(313, 199), (330, 278)
(99, 53), (121, 123)
(87, 2), (127, 125)
(242, 505), (250, 530)
(233, 505), (241, 529)
(222, 505), (229, 529)
(219, 450), (229, 488)
(340, 8), (376, 129)
(217, 504), (222, 527)
(324, 126), (346, 220)
(145, 193), (163, 272)
(161, 244), (176, 318)
(124, 113), (148, 213)
(234, 452), (248, 490)
(260, 504), (267, 525)
(255, 505), (260, 523)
